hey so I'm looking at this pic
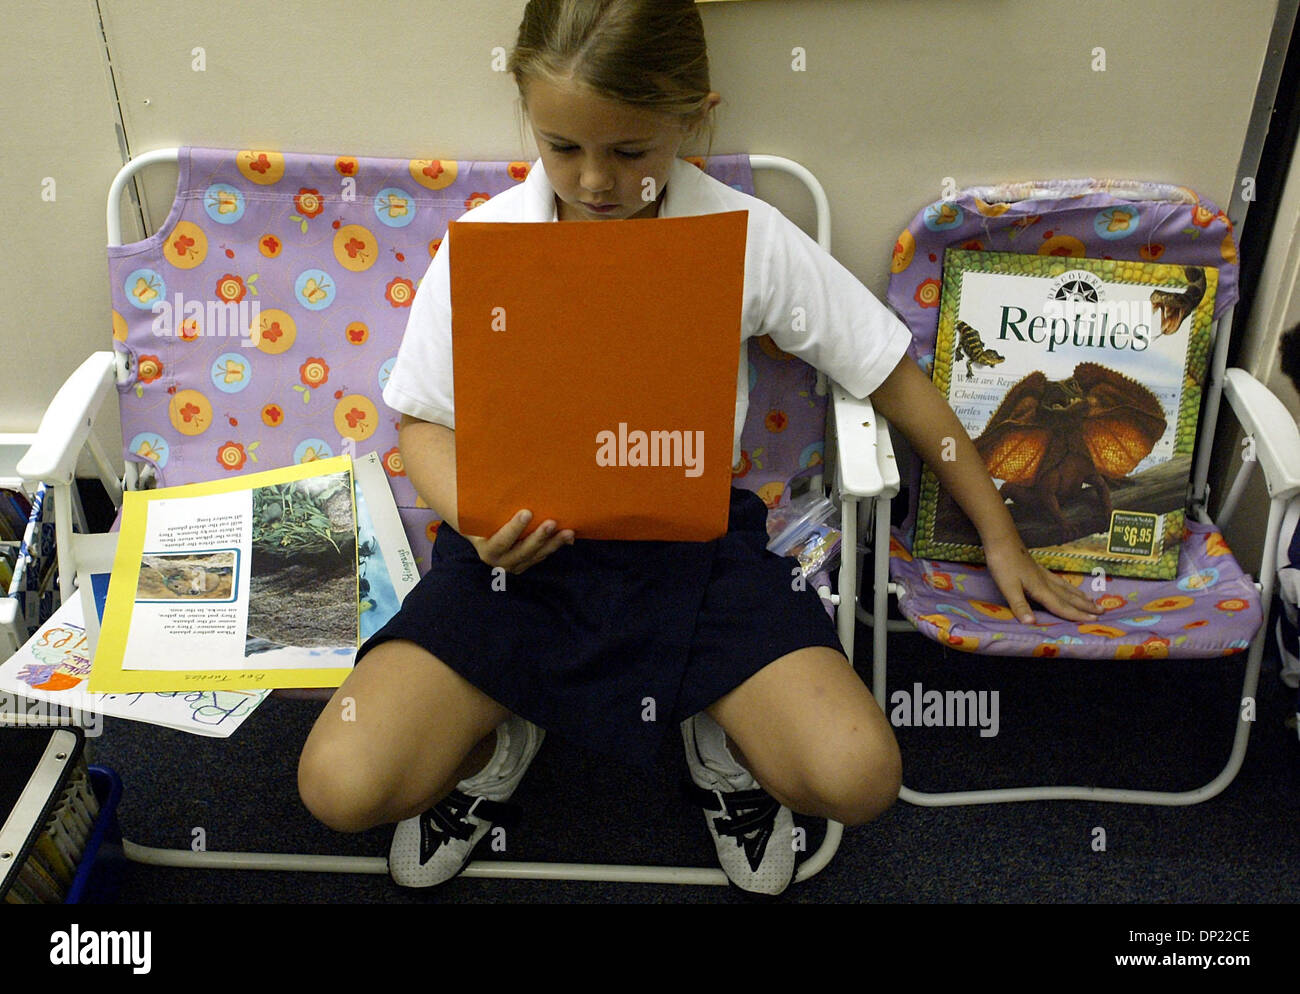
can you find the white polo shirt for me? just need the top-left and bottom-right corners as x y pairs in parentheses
(382, 157), (912, 464)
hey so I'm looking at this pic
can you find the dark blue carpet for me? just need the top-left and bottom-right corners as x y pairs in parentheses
(84, 624), (1300, 905)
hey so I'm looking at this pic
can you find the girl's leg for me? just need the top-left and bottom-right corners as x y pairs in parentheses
(705, 645), (901, 826)
(298, 639), (509, 833)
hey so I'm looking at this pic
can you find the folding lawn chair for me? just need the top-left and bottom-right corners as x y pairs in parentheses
(16, 147), (891, 885)
(861, 178), (1300, 805)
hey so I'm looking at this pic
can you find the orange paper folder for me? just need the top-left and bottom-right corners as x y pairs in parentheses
(451, 210), (747, 542)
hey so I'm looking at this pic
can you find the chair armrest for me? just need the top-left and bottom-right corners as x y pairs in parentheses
(16, 352), (117, 485)
(830, 381), (900, 499)
(872, 409), (901, 497)
(1216, 366), (1300, 504)
(1222, 367), (1300, 503)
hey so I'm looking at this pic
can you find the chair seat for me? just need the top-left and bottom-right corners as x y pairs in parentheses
(889, 520), (1261, 658)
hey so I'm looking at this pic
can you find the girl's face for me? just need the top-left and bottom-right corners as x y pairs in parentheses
(523, 77), (706, 222)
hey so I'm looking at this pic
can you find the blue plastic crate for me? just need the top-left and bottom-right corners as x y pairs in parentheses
(64, 765), (123, 905)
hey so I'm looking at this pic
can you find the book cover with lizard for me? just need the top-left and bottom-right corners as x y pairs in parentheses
(912, 249), (1217, 580)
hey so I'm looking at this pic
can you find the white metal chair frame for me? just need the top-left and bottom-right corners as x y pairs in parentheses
(17, 149), (895, 885)
(859, 183), (1300, 807)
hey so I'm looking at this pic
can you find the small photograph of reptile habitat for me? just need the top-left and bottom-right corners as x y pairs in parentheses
(246, 470), (357, 658)
(136, 551), (236, 601)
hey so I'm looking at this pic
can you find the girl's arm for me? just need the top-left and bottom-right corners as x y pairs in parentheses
(868, 358), (1102, 624)
(398, 414), (573, 571)
(398, 415), (461, 530)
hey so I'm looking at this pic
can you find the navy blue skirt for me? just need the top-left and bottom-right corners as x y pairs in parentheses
(355, 487), (843, 767)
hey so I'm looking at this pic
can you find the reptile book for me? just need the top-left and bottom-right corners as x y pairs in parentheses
(912, 249), (1217, 579)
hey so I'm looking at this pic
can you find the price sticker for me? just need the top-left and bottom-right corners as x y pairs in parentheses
(1107, 510), (1158, 557)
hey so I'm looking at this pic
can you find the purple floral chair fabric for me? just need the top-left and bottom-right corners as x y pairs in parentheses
(107, 148), (827, 574)
(883, 179), (1260, 659)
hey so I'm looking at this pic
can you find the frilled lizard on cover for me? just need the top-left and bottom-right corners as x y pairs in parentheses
(973, 363), (1167, 544)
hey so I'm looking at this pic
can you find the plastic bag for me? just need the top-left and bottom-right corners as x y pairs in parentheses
(766, 493), (841, 577)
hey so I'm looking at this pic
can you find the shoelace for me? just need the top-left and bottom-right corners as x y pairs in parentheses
(422, 790), (480, 845)
(684, 780), (782, 871)
(710, 787), (781, 843)
(417, 790), (521, 865)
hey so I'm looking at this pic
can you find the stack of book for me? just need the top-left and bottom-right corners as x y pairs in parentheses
(0, 727), (100, 904)
(0, 488), (34, 590)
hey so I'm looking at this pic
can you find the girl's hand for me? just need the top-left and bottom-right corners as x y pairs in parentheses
(983, 535), (1103, 625)
(466, 510), (574, 574)
(868, 360), (1104, 626)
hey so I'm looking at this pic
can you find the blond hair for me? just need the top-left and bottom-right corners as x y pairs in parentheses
(508, 0), (716, 154)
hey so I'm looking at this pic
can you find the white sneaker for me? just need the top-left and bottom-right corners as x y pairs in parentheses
(682, 712), (796, 896)
(389, 715), (544, 888)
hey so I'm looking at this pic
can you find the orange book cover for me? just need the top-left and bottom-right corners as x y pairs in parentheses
(450, 210), (747, 542)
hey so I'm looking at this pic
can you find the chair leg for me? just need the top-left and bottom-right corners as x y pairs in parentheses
(872, 496), (892, 712)
(878, 609), (1264, 807)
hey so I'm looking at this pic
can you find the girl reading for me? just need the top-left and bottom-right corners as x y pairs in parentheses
(298, 0), (1100, 897)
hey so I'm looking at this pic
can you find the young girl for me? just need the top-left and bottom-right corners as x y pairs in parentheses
(297, 0), (1101, 896)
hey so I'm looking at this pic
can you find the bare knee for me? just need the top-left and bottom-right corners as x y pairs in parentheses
(781, 727), (902, 826)
(298, 735), (408, 833)
(297, 640), (507, 833)
(297, 716), (461, 833)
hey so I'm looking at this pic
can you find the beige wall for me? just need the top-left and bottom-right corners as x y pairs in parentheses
(0, 0), (128, 462)
(0, 0), (1286, 491)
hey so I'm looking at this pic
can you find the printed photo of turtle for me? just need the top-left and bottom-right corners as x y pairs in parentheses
(135, 551), (236, 601)
(245, 470), (357, 658)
